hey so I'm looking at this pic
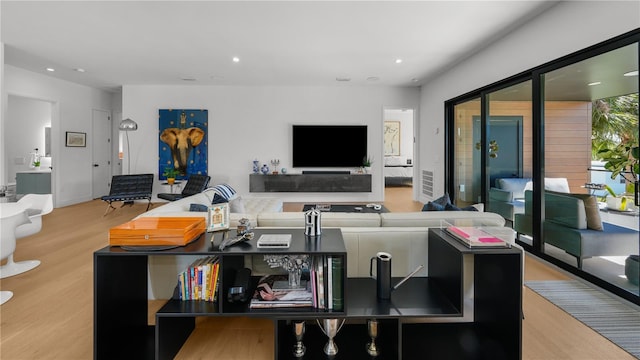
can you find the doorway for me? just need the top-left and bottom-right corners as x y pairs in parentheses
(383, 109), (415, 202)
(5, 95), (54, 200)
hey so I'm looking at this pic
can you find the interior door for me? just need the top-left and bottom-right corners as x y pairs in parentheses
(92, 109), (112, 199)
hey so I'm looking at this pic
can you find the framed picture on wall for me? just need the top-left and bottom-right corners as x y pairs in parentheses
(384, 121), (400, 156)
(65, 131), (86, 147)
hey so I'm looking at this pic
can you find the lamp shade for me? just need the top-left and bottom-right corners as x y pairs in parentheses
(119, 118), (138, 131)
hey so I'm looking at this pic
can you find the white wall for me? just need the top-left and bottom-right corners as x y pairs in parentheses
(123, 85), (420, 202)
(4, 65), (114, 207)
(418, 1), (640, 202)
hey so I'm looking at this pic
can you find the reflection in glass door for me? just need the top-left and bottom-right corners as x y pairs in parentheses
(542, 43), (639, 297)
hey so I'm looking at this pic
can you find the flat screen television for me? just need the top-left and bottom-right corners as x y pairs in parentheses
(292, 125), (367, 168)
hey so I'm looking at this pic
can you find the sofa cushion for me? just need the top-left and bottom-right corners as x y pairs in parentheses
(544, 192), (588, 229)
(380, 211), (505, 227)
(496, 178), (531, 199)
(230, 196), (247, 213)
(550, 192), (603, 231)
(257, 212), (381, 228)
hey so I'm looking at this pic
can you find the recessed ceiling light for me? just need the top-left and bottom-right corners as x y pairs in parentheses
(232, 57), (240, 63)
(588, 81), (602, 86)
(46, 68), (55, 72)
(411, 78), (419, 82)
(367, 77), (379, 82)
(623, 70), (639, 77)
(336, 77), (351, 82)
(395, 59), (403, 64)
(74, 68), (86, 73)
(181, 78), (197, 82)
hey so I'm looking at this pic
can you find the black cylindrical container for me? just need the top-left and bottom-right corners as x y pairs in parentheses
(370, 252), (392, 300)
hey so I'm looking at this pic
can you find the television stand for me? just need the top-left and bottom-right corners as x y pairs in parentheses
(249, 173), (371, 192)
(302, 170), (351, 175)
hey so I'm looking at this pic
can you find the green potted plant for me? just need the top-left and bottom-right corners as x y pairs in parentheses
(162, 166), (180, 184)
(598, 144), (639, 209)
(362, 156), (373, 174)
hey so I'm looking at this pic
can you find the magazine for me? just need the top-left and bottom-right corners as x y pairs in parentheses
(249, 275), (313, 309)
(445, 226), (509, 248)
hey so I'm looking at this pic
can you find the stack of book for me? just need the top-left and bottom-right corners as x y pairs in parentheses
(177, 256), (220, 302)
(310, 255), (343, 311)
(445, 226), (509, 248)
(249, 275), (313, 309)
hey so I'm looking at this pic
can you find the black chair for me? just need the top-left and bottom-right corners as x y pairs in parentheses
(158, 174), (210, 201)
(101, 174), (154, 215)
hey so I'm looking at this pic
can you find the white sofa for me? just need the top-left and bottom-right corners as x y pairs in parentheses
(141, 192), (508, 299)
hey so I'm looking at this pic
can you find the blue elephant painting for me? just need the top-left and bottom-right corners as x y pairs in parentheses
(158, 109), (208, 180)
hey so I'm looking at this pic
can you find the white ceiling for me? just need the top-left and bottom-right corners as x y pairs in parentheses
(1, 1), (558, 92)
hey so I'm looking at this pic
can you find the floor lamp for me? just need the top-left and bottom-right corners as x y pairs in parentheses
(118, 118), (138, 174)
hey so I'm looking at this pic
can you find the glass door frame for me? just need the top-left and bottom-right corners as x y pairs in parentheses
(444, 28), (640, 305)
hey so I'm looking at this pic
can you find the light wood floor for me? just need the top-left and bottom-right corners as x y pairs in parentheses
(0, 187), (636, 359)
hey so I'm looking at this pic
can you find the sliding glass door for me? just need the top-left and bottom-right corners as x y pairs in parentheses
(446, 30), (639, 303)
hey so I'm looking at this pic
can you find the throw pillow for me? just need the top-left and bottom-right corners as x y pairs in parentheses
(230, 196), (246, 213)
(422, 202), (445, 211)
(421, 193), (451, 211)
(211, 193), (227, 204)
(189, 203), (208, 212)
(566, 193), (604, 231)
(210, 183), (237, 201)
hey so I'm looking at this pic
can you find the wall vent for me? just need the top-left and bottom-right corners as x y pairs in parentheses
(422, 169), (434, 199)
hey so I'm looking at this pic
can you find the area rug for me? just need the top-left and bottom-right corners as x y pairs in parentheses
(526, 280), (640, 358)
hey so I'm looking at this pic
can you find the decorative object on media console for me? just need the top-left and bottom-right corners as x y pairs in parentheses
(304, 207), (322, 237)
(261, 164), (270, 175)
(158, 109), (208, 179)
(270, 159), (280, 174)
(366, 319), (380, 357)
(316, 318), (345, 356)
(252, 159), (260, 174)
(118, 118), (137, 173)
(292, 320), (306, 358)
(281, 167), (287, 174)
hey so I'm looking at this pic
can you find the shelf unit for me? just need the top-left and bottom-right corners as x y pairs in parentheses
(94, 228), (347, 360)
(94, 227), (521, 360)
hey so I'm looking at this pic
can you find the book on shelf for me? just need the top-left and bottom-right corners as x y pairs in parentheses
(177, 256), (220, 302)
(308, 255), (343, 310)
(330, 256), (344, 311)
(444, 226), (509, 248)
(250, 275), (313, 309)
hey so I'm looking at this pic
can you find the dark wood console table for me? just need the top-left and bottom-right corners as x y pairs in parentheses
(249, 173), (371, 192)
(94, 228), (521, 360)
